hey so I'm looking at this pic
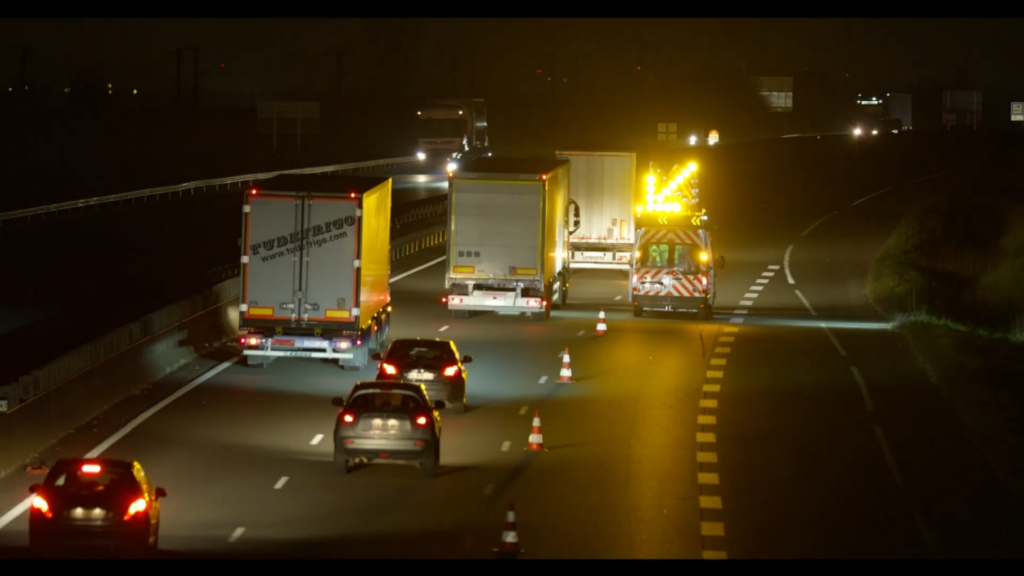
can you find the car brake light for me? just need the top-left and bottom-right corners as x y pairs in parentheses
(81, 464), (101, 474)
(31, 496), (51, 518)
(342, 412), (355, 424)
(443, 365), (460, 377)
(381, 363), (398, 375)
(415, 416), (429, 426)
(124, 498), (147, 520)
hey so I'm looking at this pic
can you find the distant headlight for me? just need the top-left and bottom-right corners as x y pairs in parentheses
(416, 151), (426, 161)
(447, 161), (458, 172)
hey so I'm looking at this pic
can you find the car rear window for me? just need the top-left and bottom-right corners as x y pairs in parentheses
(387, 341), (455, 362)
(348, 391), (423, 410)
(46, 463), (140, 496)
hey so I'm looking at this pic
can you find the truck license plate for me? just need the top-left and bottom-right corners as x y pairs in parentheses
(286, 351), (314, 357)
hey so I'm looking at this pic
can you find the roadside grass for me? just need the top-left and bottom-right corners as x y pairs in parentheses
(866, 186), (1024, 502)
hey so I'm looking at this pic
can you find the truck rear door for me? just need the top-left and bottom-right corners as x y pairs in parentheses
(243, 194), (359, 323)
(633, 229), (709, 299)
(450, 180), (542, 280)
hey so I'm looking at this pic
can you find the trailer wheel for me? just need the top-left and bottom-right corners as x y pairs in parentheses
(452, 310), (470, 320)
(633, 303), (643, 318)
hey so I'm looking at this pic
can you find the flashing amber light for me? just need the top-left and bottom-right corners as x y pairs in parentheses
(635, 204), (643, 213)
(646, 174), (656, 185)
(124, 498), (147, 520)
(81, 464), (101, 474)
(415, 416), (429, 426)
(541, 174), (547, 180)
(443, 365), (460, 377)
(699, 251), (709, 262)
(342, 413), (355, 423)
(687, 162), (697, 172)
(31, 496), (51, 518)
(381, 363), (398, 375)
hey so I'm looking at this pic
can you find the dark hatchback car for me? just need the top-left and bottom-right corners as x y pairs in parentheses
(28, 458), (166, 555)
(331, 381), (445, 477)
(372, 338), (472, 414)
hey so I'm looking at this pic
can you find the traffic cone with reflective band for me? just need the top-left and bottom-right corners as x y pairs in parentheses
(526, 410), (546, 451)
(558, 348), (574, 383)
(493, 502), (523, 558)
(595, 308), (607, 336)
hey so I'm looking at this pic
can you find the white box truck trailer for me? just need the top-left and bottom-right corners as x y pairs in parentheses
(238, 174), (392, 370)
(556, 150), (637, 272)
(445, 157), (571, 321)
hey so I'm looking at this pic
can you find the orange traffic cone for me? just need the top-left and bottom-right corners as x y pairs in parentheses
(493, 502), (523, 558)
(595, 308), (607, 336)
(526, 410), (547, 451)
(558, 348), (574, 383)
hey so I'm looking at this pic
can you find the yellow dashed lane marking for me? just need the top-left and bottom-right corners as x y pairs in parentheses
(719, 336), (734, 342)
(700, 399), (718, 408)
(706, 370), (724, 378)
(714, 347), (731, 353)
(701, 521), (725, 536)
(702, 384), (721, 392)
(710, 358), (727, 365)
(697, 452), (718, 463)
(698, 415), (717, 425)
(696, 432), (717, 443)
(698, 472), (720, 485)
(700, 495), (723, 509)
(724, 327), (739, 333)
(702, 550), (728, 560)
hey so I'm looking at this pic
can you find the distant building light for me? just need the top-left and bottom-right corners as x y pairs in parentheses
(133, 89), (138, 94)
(107, 83), (112, 88)
(64, 88), (70, 93)
(108, 90), (112, 94)
(24, 86), (28, 90)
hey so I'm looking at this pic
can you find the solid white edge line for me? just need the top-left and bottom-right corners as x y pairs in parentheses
(390, 256), (446, 283)
(851, 186), (895, 206)
(874, 426), (905, 489)
(794, 290), (817, 316)
(912, 171), (953, 183)
(850, 366), (874, 413)
(784, 245), (795, 284)
(800, 211), (838, 237)
(821, 323), (848, 356)
(0, 253), (448, 531)
(0, 356), (241, 530)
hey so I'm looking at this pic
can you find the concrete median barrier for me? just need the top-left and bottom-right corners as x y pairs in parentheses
(0, 278), (241, 478)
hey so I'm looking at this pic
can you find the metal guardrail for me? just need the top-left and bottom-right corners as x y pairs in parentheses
(0, 156), (418, 226)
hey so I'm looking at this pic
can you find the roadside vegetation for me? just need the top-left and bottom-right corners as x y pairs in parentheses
(866, 177), (1024, 501)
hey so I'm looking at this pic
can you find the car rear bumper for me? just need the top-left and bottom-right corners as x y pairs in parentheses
(337, 437), (434, 461)
(30, 522), (150, 548)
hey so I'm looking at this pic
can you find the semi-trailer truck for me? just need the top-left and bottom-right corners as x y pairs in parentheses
(415, 99), (488, 164)
(445, 156), (572, 321)
(556, 150), (637, 272)
(238, 174), (392, 370)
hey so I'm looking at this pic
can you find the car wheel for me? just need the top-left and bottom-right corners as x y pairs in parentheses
(333, 449), (349, 475)
(452, 401), (466, 415)
(421, 450), (437, 478)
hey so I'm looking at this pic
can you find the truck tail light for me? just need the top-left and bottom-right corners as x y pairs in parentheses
(381, 363), (398, 375)
(443, 365), (460, 377)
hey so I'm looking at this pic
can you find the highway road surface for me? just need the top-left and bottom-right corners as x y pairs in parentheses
(2, 137), (1023, 558)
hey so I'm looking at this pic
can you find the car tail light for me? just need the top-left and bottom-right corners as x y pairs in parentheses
(443, 365), (460, 377)
(448, 297), (463, 304)
(31, 496), (51, 519)
(341, 412), (355, 424)
(124, 498), (147, 520)
(381, 363), (398, 375)
(81, 464), (101, 474)
(415, 415), (429, 426)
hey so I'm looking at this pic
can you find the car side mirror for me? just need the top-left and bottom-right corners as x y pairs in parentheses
(714, 255), (725, 269)
(330, 397), (346, 407)
(433, 400), (446, 410)
(462, 355), (473, 364)
(29, 483), (40, 494)
(154, 487), (167, 499)
(370, 352), (383, 361)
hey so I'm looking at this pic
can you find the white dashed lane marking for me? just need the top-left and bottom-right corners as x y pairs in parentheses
(755, 278), (769, 284)
(697, 452), (718, 463)
(761, 271), (775, 277)
(519, 406), (528, 415)
(614, 295), (622, 300)
(738, 300), (754, 306)
(310, 434), (324, 446)
(273, 477), (289, 490)
(749, 285), (764, 291)
(703, 384), (721, 392)
(767, 265), (780, 270)
(577, 330), (585, 336)
(743, 293), (758, 298)
(501, 441), (511, 452)
(700, 399), (718, 408)
(713, 347), (730, 354)
(800, 211), (838, 237)
(229, 527), (246, 543)
(794, 290), (817, 316)
(438, 325), (449, 332)
(731, 309), (748, 315)
(538, 376), (548, 384)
